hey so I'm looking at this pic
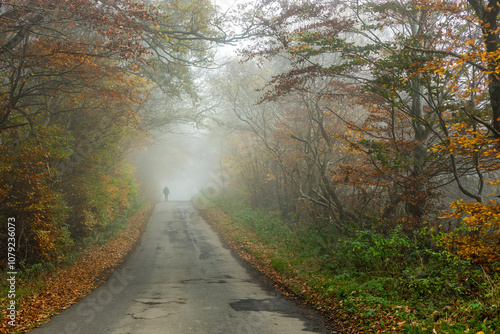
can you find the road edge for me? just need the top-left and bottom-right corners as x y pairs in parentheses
(193, 200), (347, 334)
(11, 202), (156, 333)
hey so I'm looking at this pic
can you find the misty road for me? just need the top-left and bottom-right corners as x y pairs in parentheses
(30, 201), (332, 334)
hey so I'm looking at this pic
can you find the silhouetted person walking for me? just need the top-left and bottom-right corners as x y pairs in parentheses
(163, 186), (170, 201)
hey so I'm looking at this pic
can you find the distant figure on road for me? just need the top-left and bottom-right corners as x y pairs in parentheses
(163, 186), (170, 202)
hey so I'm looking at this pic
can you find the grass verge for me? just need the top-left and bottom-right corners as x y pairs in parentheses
(197, 195), (500, 334)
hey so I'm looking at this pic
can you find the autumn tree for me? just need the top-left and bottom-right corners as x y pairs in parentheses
(0, 0), (247, 264)
(465, 0), (500, 138)
(209, 56), (369, 227)
(240, 0), (435, 225)
(0, 0), (150, 262)
(237, 0), (495, 228)
(207, 61), (284, 208)
(407, 0), (500, 269)
(235, 0), (500, 267)
(351, 0), (500, 267)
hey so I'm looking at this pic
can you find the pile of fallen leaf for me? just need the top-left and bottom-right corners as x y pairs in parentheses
(197, 204), (353, 333)
(0, 203), (154, 333)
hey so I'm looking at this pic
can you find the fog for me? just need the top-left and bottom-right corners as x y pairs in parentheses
(133, 125), (220, 202)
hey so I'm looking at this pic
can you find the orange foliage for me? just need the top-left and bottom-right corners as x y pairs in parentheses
(0, 0), (154, 263)
(0, 204), (153, 333)
(0, 126), (73, 262)
(430, 123), (500, 269)
(441, 199), (500, 270)
(436, 126), (500, 270)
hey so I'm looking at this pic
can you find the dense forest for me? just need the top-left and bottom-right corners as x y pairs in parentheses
(207, 0), (500, 271)
(0, 0), (249, 264)
(1, 0), (500, 332)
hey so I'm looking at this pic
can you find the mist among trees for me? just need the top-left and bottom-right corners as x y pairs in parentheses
(1, 0), (500, 331)
(201, 0), (500, 271)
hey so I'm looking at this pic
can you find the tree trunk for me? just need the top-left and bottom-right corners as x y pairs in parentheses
(468, 0), (500, 138)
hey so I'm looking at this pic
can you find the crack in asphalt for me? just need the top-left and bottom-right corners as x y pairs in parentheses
(133, 298), (187, 305)
(131, 310), (176, 320)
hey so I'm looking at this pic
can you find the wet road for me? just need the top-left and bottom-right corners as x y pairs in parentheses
(30, 202), (331, 333)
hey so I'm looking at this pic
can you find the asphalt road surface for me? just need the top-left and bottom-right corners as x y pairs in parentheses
(30, 201), (333, 334)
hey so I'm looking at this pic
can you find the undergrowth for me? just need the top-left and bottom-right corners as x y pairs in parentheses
(204, 194), (500, 333)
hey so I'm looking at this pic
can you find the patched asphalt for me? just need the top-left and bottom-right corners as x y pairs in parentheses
(30, 201), (334, 333)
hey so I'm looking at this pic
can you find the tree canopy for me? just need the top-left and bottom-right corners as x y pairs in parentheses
(0, 0), (245, 264)
(205, 0), (500, 270)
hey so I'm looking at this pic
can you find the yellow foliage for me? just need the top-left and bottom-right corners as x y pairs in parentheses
(441, 200), (500, 270)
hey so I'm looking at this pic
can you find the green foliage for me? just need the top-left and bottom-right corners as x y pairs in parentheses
(400, 251), (480, 300)
(206, 194), (500, 333)
(358, 139), (414, 170)
(83, 198), (145, 246)
(208, 194), (292, 245)
(270, 258), (287, 272)
(337, 227), (413, 275)
(18, 262), (56, 280)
